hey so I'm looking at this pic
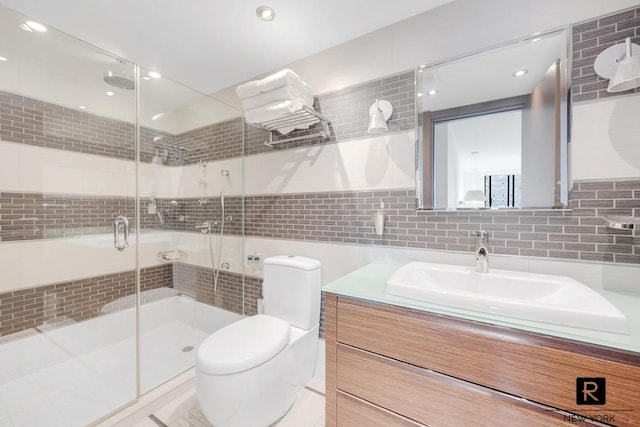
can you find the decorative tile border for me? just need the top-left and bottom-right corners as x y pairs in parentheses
(0, 192), (135, 241)
(245, 179), (640, 264)
(0, 90), (136, 160)
(572, 7), (640, 102)
(1, 90), (244, 165)
(0, 264), (172, 337)
(0, 192), (247, 241)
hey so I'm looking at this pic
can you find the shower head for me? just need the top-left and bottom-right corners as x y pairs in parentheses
(104, 59), (135, 90)
(104, 70), (135, 90)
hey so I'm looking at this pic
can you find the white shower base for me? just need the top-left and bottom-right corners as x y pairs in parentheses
(0, 290), (241, 427)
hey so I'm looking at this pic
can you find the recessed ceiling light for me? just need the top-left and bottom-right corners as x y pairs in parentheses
(147, 71), (162, 79)
(427, 89), (438, 96)
(513, 69), (528, 77)
(106, 91), (115, 96)
(0, 56), (7, 62)
(142, 76), (151, 80)
(417, 92), (423, 97)
(21, 20), (47, 32)
(151, 113), (165, 121)
(78, 105), (87, 110)
(256, 6), (275, 22)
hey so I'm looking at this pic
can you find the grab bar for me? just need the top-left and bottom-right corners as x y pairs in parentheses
(113, 216), (129, 251)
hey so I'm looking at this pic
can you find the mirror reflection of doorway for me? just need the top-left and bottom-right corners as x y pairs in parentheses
(434, 109), (522, 209)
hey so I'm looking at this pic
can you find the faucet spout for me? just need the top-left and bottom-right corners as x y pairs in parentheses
(473, 230), (489, 273)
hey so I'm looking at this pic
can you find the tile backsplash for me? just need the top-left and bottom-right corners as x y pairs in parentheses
(244, 179), (640, 264)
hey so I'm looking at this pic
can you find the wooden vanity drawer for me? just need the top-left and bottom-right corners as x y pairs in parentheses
(337, 391), (426, 427)
(337, 344), (579, 427)
(336, 298), (640, 426)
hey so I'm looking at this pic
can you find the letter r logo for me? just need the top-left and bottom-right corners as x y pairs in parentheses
(576, 377), (606, 405)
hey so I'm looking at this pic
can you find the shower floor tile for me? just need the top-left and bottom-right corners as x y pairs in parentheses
(0, 319), (213, 427)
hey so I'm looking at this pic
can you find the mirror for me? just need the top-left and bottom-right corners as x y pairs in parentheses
(416, 29), (570, 210)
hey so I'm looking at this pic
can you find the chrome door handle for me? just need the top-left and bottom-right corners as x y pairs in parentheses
(113, 215), (129, 251)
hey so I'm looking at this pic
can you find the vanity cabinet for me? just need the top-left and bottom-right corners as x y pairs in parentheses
(324, 294), (640, 427)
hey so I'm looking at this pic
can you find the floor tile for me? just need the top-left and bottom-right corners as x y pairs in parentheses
(152, 382), (325, 427)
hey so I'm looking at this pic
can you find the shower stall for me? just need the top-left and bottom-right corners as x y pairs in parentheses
(0, 5), (248, 426)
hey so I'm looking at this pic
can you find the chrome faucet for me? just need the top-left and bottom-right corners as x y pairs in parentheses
(473, 230), (489, 273)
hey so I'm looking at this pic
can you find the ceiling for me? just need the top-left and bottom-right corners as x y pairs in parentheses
(419, 30), (567, 112)
(0, 0), (454, 95)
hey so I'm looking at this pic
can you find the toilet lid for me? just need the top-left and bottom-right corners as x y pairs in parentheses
(197, 314), (290, 375)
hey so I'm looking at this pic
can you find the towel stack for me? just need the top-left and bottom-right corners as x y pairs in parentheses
(235, 69), (317, 134)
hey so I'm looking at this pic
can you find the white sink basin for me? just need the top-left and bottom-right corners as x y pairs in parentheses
(386, 262), (629, 334)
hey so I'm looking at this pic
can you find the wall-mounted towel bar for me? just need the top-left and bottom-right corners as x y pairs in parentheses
(156, 143), (188, 152)
(250, 105), (331, 148)
(263, 130), (329, 148)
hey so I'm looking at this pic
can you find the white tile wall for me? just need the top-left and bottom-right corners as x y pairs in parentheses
(0, 140), (243, 199)
(245, 236), (639, 291)
(572, 95), (640, 180)
(0, 232), (244, 293)
(244, 131), (415, 195)
(0, 141), (137, 197)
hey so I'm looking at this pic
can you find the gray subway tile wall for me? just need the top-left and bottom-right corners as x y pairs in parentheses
(244, 180), (640, 264)
(0, 192), (135, 241)
(572, 7), (640, 102)
(0, 264), (172, 337)
(0, 89), (243, 165)
(0, 193), (244, 242)
(172, 263), (261, 316)
(0, 90), (136, 160)
(146, 196), (243, 236)
(176, 118), (244, 164)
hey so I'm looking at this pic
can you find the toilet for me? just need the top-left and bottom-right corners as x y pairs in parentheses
(196, 255), (321, 427)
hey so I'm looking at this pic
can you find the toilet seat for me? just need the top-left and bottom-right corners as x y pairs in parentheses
(197, 314), (290, 375)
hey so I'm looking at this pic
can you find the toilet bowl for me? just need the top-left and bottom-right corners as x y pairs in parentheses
(196, 256), (321, 427)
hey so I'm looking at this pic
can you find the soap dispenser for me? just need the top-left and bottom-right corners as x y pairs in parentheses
(373, 203), (385, 236)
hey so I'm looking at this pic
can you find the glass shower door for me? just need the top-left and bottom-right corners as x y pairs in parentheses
(137, 66), (244, 392)
(0, 5), (139, 426)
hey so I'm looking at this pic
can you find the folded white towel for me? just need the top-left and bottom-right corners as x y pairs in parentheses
(241, 85), (314, 110)
(245, 99), (319, 134)
(236, 69), (311, 99)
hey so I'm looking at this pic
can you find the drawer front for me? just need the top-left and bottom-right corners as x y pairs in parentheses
(337, 298), (640, 426)
(337, 344), (578, 427)
(337, 392), (426, 427)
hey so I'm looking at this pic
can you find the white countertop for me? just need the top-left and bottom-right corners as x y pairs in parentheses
(322, 263), (640, 354)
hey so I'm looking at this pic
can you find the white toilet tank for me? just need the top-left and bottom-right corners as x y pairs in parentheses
(263, 256), (321, 330)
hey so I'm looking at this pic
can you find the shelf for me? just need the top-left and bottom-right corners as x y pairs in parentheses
(249, 105), (331, 148)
